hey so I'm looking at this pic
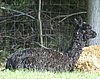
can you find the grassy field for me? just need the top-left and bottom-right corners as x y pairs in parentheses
(0, 70), (100, 79)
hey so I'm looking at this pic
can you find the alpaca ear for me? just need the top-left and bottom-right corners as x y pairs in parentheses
(74, 18), (79, 25)
(74, 16), (83, 27)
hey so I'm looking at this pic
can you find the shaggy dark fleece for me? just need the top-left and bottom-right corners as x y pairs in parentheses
(5, 17), (96, 71)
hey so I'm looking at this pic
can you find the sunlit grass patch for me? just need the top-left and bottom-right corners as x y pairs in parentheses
(0, 69), (100, 79)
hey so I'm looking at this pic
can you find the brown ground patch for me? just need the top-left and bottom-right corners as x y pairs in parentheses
(75, 45), (100, 72)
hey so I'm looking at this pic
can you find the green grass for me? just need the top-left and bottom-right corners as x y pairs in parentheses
(0, 70), (100, 79)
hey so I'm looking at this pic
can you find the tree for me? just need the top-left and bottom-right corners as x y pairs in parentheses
(88, 0), (100, 45)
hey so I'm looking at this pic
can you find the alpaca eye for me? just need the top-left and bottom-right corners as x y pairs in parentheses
(77, 32), (79, 34)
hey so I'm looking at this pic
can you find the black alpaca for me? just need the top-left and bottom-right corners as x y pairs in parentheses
(5, 17), (96, 71)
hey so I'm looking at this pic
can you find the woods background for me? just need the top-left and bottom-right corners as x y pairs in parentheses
(0, 0), (91, 55)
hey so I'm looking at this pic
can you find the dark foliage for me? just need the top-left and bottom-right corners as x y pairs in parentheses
(5, 17), (96, 72)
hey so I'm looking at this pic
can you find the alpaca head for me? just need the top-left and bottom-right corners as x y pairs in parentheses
(74, 17), (96, 40)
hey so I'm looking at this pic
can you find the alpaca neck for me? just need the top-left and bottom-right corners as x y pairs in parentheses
(71, 31), (84, 56)
(70, 37), (84, 58)
(66, 29), (85, 70)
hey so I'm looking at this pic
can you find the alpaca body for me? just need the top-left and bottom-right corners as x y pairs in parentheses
(5, 18), (97, 71)
(6, 48), (70, 71)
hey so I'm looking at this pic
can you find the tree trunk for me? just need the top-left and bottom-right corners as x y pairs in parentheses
(38, 0), (43, 46)
(88, 0), (100, 45)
